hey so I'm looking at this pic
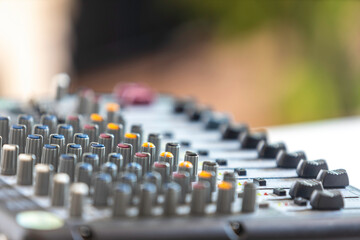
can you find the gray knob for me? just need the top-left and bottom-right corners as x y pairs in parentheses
(106, 102), (120, 124)
(119, 172), (137, 199)
(69, 182), (89, 217)
(184, 151), (199, 182)
(98, 133), (114, 159)
(125, 162), (142, 180)
(83, 124), (99, 143)
(51, 173), (70, 206)
(112, 183), (132, 217)
(25, 134), (43, 164)
(139, 183), (156, 217)
(40, 114), (57, 134)
(90, 113), (105, 134)
(108, 153), (123, 173)
(172, 171), (191, 203)
(82, 153), (99, 171)
(159, 152), (174, 174)
(74, 133), (89, 153)
(152, 161), (171, 186)
(202, 161), (218, 177)
(41, 144), (60, 171)
(198, 170), (216, 193)
(178, 161), (193, 182)
(116, 143), (133, 169)
(66, 143), (82, 163)
(241, 183), (257, 213)
(90, 142), (106, 166)
(1, 144), (19, 175)
(190, 181), (210, 215)
(165, 142), (180, 172)
(93, 172), (111, 206)
(124, 133), (140, 155)
(58, 154), (77, 182)
(9, 124), (26, 153)
(130, 124), (143, 145)
(18, 114), (34, 136)
(106, 123), (124, 149)
(78, 88), (94, 115)
(141, 142), (156, 168)
(17, 154), (35, 185)
(57, 124), (73, 145)
(223, 171), (236, 202)
(163, 182), (181, 216)
(148, 133), (162, 162)
(134, 152), (151, 175)
(49, 134), (65, 154)
(33, 125), (50, 144)
(75, 162), (93, 187)
(216, 181), (233, 214)
(66, 115), (82, 134)
(34, 164), (53, 196)
(114, 113), (126, 134)
(101, 162), (118, 181)
(144, 171), (162, 195)
(0, 116), (10, 144)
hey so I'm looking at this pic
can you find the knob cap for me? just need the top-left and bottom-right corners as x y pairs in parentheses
(34, 164), (53, 196)
(139, 183), (156, 217)
(184, 151), (198, 182)
(1, 144), (19, 175)
(69, 182), (89, 217)
(216, 181), (233, 214)
(163, 182), (181, 216)
(116, 143), (133, 170)
(190, 181), (210, 215)
(112, 183), (132, 217)
(296, 159), (328, 178)
(57, 124), (73, 145)
(58, 154), (77, 182)
(98, 133), (114, 160)
(40, 114), (57, 134)
(75, 162), (93, 187)
(25, 134), (43, 164)
(49, 134), (65, 154)
(0, 116), (10, 144)
(74, 133), (89, 153)
(93, 172), (111, 206)
(124, 132), (140, 155)
(18, 114), (34, 136)
(51, 173), (70, 206)
(9, 124), (26, 153)
(41, 144), (60, 171)
(148, 133), (162, 162)
(141, 142), (156, 168)
(241, 183), (257, 213)
(33, 125), (50, 144)
(17, 154), (35, 185)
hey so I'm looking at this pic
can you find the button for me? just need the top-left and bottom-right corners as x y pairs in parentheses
(202, 161), (218, 177)
(1, 144), (19, 175)
(234, 168), (246, 176)
(108, 153), (123, 173)
(134, 152), (151, 175)
(101, 162), (118, 181)
(130, 124), (143, 146)
(239, 131), (267, 149)
(165, 142), (180, 172)
(216, 158), (227, 166)
(253, 178), (266, 186)
(257, 141), (286, 159)
(82, 153), (99, 172)
(198, 170), (216, 201)
(98, 133), (114, 159)
(75, 162), (93, 187)
(77, 88), (95, 115)
(90, 143), (106, 166)
(118, 172), (137, 199)
(294, 197), (307, 206)
(93, 173), (111, 206)
(203, 112), (230, 130)
(163, 131), (173, 139)
(316, 169), (349, 188)
(58, 154), (77, 182)
(107, 123), (124, 150)
(180, 140), (191, 147)
(125, 162), (142, 180)
(163, 182), (181, 216)
(139, 183), (156, 217)
(178, 161), (193, 183)
(66, 143), (82, 163)
(25, 134), (43, 164)
(152, 161), (170, 185)
(57, 124), (73, 145)
(221, 123), (248, 140)
(310, 190), (344, 210)
(197, 149), (209, 156)
(114, 113), (126, 133)
(116, 143), (133, 169)
(34, 164), (53, 196)
(273, 188), (286, 196)
(241, 183), (257, 213)
(9, 124), (27, 153)
(16, 211), (64, 230)
(276, 150), (307, 168)
(148, 133), (162, 162)
(0, 115), (10, 144)
(190, 181), (210, 215)
(18, 114), (34, 137)
(296, 159), (328, 178)
(83, 124), (99, 143)
(216, 181), (233, 214)
(141, 142), (156, 168)
(289, 180), (323, 199)
(51, 173), (70, 206)
(49, 134), (65, 154)
(74, 133), (90, 153)
(66, 115), (82, 134)
(124, 132), (140, 154)
(223, 171), (236, 202)
(159, 151), (174, 173)
(17, 154), (35, 186)
(90, 113), (105, 134)
(69, 182), (89, 217)
(34, 125), (50, 144)
(113, 183), (132, 217)
(144, 171), (162, 194)
(184, 151), (199, 182)
(106, 102), (120, 124)
(40, 114), (57, 134)
(172, 171), (191, 203)
(41, 144), (60, 171)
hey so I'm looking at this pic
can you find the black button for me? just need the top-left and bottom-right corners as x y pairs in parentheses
(316, 169), (349, 188)
(180, 141), (191, 147)
(215, 159), (227, 166)
(257, 141), (287, 159)
(310, 190), (344, 210)
(296, 159), (328, 178)
(234, 168), (247, 176)
(253, 178), (266, 186)
(197, 150), (209, 156)
(289, 180), (323, 199)
(273, 188), (286, 196)
(276, 150), (307, 169)
(294, 197), (307, 206)
(163, 131), (173, 139)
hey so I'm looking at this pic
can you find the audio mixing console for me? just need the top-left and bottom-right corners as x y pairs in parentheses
(0, 79), (359, 240)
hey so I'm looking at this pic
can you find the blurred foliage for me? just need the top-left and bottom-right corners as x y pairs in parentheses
(156, 0), (360, 123)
